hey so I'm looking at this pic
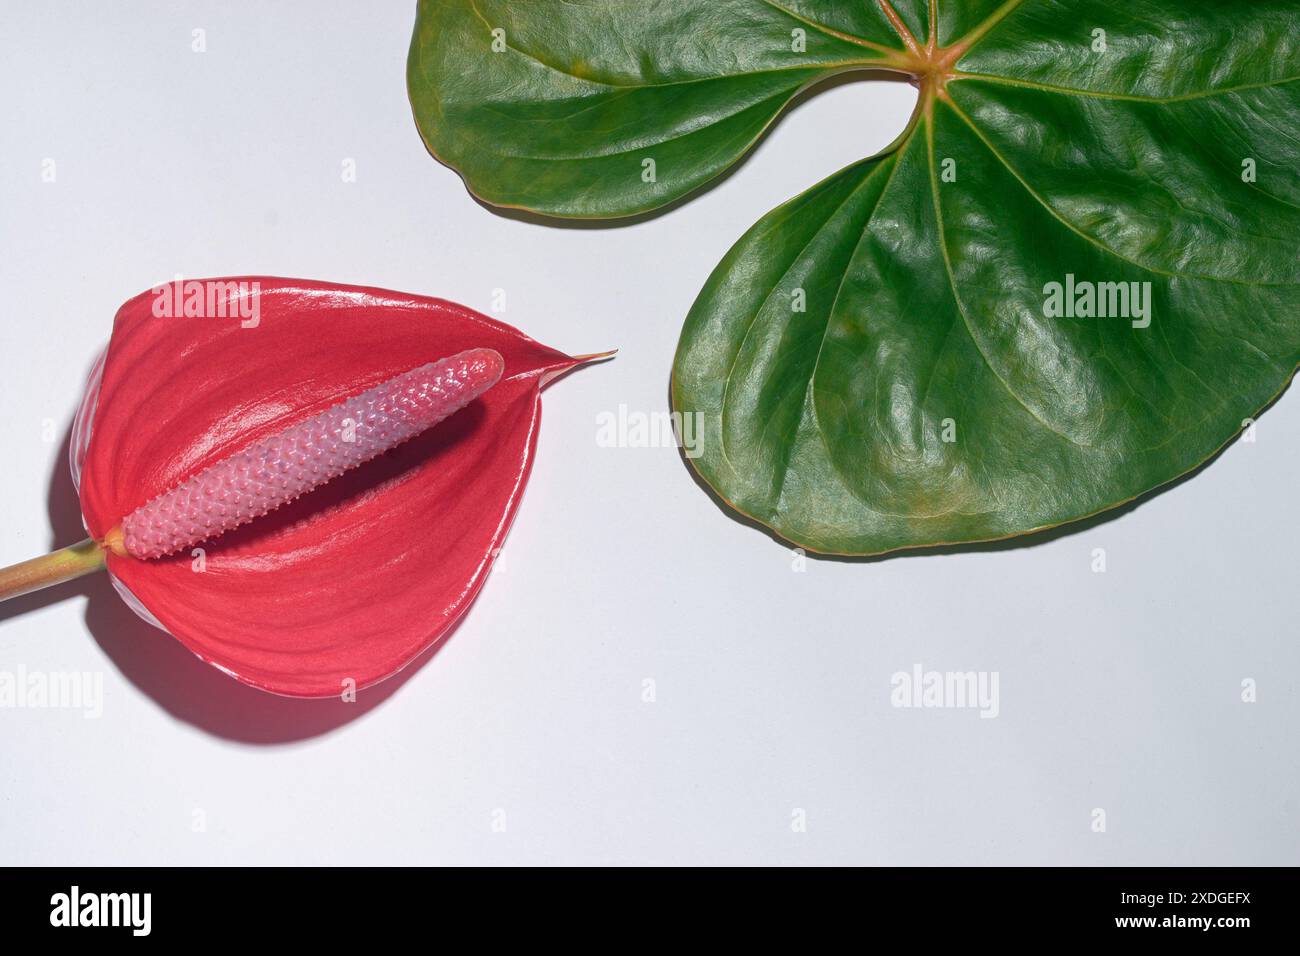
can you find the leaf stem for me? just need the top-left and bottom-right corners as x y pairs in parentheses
(0, 538), (107, 603)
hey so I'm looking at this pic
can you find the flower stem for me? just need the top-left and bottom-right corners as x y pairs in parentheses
(0, 538), (107, 602)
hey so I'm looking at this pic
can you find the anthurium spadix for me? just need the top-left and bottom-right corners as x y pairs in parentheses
(0, 278), (609, 697)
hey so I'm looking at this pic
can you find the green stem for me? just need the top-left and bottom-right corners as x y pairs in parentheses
(0, 538), (108, 602)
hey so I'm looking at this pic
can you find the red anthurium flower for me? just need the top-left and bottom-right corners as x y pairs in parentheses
(0, 277), (609, 697)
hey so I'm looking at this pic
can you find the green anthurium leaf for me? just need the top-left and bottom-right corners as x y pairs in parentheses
(411, 0), (1300, 555)
(407, 0), (917, 216)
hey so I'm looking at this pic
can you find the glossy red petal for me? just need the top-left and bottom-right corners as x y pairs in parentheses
(76, 278), (578, 697)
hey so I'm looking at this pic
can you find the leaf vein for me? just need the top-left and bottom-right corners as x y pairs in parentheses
(945, 97), (1297, 289)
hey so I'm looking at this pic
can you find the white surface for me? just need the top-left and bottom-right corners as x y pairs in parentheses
(1, 1), (1296, 866)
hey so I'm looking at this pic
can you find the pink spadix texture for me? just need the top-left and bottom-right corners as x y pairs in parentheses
(119, 348), (504, 559)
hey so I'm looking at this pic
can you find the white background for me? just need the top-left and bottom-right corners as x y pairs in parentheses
(1, 1), (1296, 865)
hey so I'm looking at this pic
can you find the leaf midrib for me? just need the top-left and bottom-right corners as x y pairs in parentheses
(923, 107), (1092, 448)
(951, 70), (1300, 105)
(467, 0), (886, 92)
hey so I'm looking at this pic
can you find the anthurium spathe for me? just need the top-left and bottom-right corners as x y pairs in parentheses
(0, 278), (608, 697)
